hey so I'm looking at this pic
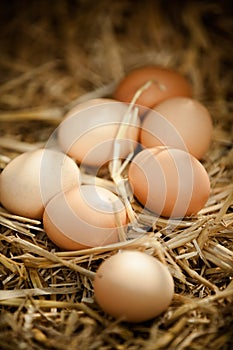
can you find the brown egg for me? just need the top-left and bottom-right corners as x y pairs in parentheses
(140, 97), (213, 159)
(94, 250), (174, 322)
(0, 149), (80, 219)
(58, 98), (140, 167)
(128, 147), (210, 218)
(43, 185), (127, 250)
(113, 66), (192, 112)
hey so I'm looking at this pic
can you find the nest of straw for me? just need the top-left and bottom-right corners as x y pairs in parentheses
(0, 1), (232, 349)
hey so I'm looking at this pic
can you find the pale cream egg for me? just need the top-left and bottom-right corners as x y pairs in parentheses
(0, 148), (80, 219)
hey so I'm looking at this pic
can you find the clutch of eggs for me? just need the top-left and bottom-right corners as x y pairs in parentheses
(0, 64), (213, 323)
(0, 65), (212, 246)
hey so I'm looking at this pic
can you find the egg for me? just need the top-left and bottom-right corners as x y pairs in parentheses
(113, 66), (192, 112)
(128, 146), (210, 218)
(0, 149), (80, 219)
(140, 97), (213, 159)
(94, 250), (174, 322)
(58, 98), (140, 167)
(43, 184), (127, 250)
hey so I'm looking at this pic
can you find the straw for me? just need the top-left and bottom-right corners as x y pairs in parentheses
(0, 1), (232, 349)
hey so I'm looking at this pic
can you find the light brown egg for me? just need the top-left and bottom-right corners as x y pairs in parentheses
(94, 250), (174, 322)
(140, 97), (213, 159)
(0, 149), (80, 219)
(128, 146), (210, 218)
(43, 185), (127, 250)
(113, 66), (192, 112)
(58, 98), (140, 167)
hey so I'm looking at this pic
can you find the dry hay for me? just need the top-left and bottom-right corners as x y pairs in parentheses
(0, 1), (232, 349)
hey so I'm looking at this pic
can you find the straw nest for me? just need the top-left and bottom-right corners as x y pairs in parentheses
(0, 1), (232, 349)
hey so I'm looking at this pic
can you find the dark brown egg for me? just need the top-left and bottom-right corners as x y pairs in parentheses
(113, 66), (192, 112)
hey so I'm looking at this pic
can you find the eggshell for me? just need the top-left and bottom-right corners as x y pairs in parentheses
(43, 185), (127, 250)
(113, 66), (192, 111)
(140, 97), (213, 159)
(94, 250), (174, 322)
(128, 147), (210, 218)
(58, 98), (140, 167)
(0, 149), (80, 219)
